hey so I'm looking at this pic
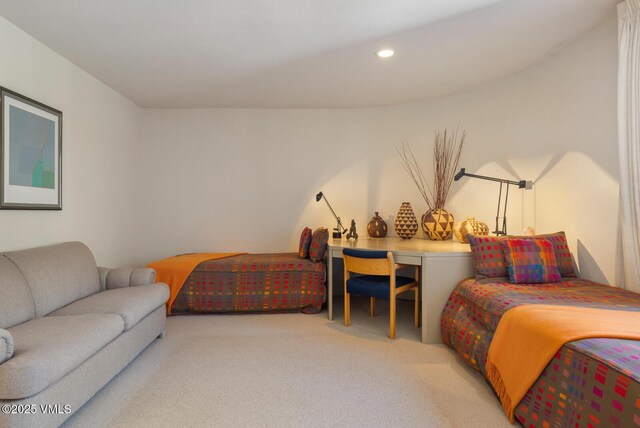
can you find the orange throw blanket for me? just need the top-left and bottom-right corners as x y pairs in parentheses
(486, 304), (640, 423)
(148, 253), (244, 315)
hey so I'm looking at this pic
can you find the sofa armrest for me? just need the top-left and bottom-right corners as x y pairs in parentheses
(0, 329), (14, 365)
(98, 267), (157, 290)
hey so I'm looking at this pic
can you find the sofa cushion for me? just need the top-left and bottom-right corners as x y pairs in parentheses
(0, 256), (35, 329)
(1, 314), (124, 399)
(3, 242), (101, 317)
(102, 267), (157, 290)
(0, 329), (14, 364)
(0, 339), (6, 365)
(49, 284), (170, 330)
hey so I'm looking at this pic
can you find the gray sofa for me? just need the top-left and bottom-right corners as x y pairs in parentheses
(0, 242), (169, 428)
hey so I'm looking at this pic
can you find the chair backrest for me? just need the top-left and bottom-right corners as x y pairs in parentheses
(343, 248), (394, 276)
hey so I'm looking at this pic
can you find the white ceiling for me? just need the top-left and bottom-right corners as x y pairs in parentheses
(0, 0), (619, 108)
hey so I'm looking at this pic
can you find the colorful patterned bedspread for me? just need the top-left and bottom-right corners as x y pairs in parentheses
(441, 277), (640, 427)
(171, 253), (326, 314)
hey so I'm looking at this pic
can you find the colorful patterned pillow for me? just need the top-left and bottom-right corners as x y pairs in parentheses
(298, 227), (313, 259)
(467, 231), (576, 279)
(530, 232), (576, 277)
(309, 227), (329, 262)
(467, 235), (509, 279)
(501, 238), (562, 284)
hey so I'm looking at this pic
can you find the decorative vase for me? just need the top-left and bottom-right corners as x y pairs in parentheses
(422, 208), (455, 240)
(367, 212), (388, 238)
(453, 217), (489, 243)
(394, 202), (419, 239)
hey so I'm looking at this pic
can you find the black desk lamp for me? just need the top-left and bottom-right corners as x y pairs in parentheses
(315, 191), (347, 239)
(454, 168), (531, 236)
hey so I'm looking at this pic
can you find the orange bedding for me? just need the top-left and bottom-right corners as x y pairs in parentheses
(485, 304), (640, 422)
(147, 253), (244, 315)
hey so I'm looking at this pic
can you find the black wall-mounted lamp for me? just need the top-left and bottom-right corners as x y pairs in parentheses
(454, 168), (532, 236)
(315, 191), (348, 239)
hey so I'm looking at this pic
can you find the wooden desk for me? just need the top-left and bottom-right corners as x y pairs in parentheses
(327, 237), (473, 344)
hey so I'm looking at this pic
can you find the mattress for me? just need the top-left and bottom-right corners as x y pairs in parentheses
(171, 253), (326, 314)
(441, 277), (640, 427)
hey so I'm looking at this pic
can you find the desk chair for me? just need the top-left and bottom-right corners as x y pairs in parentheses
(342, 248), (420, 339)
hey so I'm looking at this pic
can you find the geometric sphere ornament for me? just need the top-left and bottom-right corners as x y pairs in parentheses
(422, 208), (455, 240)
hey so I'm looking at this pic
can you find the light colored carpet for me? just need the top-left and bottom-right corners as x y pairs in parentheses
(63, 298), (511, 428)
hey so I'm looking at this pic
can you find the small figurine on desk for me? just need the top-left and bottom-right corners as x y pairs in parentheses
(346, 219), (359, 240)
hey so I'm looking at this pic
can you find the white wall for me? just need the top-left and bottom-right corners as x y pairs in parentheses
(0, 12), (619, 284)
(137, 15), (619, 284)
(365, 15), (619, 284)
(0, 16), (142, 267)
(137, 108), (368, 262)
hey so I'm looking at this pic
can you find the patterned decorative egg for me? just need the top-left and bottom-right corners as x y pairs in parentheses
(422, 208), (455, 240)
(394, 202), (418, 239)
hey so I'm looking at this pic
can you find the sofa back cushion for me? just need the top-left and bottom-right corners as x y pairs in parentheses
(3, 242), (100, 317)
(0, 257), (35, 329)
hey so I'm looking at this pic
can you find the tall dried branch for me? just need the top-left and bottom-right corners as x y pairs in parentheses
(433, 128), (465, 209)
(397, 127), (464, 211)
(396, 142), (433, 210)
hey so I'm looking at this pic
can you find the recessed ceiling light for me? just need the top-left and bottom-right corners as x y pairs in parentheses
(376, 49), (394, 58)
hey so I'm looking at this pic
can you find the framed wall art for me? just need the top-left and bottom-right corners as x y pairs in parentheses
(0, 87), (62, 209)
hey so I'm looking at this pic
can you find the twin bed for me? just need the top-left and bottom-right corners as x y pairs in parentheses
(441, 235), (640, 427)
(154, 228), (329, 315)
(169, 253), (326, 315)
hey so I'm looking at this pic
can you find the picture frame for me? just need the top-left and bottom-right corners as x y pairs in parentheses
(0, 87), (62, 210)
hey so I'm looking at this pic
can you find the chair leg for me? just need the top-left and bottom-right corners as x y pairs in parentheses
(344, 292), (351, 326)
(414, 287), (420, 328)
(389, 294), (396, 339)
(370, 297), (375, 317)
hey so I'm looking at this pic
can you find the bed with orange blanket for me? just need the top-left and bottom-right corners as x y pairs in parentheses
(150, 253), (326, 315)
(441, 277), (640, 427)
